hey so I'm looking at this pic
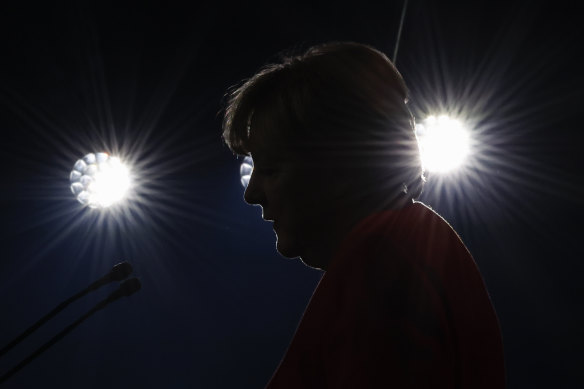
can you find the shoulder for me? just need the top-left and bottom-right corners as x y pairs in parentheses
(333, 202), (468, 271)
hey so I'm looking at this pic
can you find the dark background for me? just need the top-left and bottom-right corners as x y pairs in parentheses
(0, 1), (582, 387)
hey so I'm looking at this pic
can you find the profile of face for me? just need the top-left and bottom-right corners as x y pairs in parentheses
(244, 132), (341, 270)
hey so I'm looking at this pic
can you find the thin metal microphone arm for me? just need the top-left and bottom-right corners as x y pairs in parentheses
(0, 277), (141, 385)
(0, 262), (132, 358)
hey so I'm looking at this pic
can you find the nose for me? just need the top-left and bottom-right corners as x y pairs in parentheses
(243, 172), (264, 206)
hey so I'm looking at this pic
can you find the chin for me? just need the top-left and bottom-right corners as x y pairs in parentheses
(276, 242), (301, 259)
(275, 234), (302, 259)
(299, 257), (325, 270)
(276, 238), (325, 269)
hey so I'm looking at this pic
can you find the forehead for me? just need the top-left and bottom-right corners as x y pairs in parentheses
(247, 107), (296, 163)
(247, 131), (291, 167)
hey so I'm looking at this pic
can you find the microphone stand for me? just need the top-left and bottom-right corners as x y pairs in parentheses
(0, 262), (132, 359)
(0, 278), (141, 385)
(0, 287), (91, 359)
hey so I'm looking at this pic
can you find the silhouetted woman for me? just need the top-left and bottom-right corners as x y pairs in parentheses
(223, 42), (505, 388)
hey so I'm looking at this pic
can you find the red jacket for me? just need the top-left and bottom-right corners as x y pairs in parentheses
(266, 202), (505, 388)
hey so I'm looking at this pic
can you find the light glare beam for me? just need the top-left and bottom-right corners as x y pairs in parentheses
(70, 152), (132, 209)
(240, 156), (253, 188)
(415, 115), (470, 173)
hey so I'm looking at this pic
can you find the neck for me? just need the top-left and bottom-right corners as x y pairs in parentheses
(300, 194), (412, 271)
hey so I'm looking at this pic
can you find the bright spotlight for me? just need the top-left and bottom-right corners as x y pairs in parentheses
(70, 152), (132, 208)
(240, 156), (253, 188)
(415, 115), (470, 173)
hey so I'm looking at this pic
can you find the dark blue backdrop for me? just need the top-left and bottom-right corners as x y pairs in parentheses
(0, 1), (582, 387)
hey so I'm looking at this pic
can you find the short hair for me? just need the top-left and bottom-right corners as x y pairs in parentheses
(222, 41), (424, 201)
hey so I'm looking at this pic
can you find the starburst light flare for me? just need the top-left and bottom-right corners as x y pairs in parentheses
(415, 115), (470, 173)
(70, 152), (132, 209)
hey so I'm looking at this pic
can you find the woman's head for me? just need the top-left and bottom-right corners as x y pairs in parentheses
(223, 41), (424, 202)
(222, 42), (424, 268)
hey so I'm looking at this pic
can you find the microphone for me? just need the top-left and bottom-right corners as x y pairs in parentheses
(103, 277), (142, 305)
(0, 261), (133, 359)
(87, 262), (133, 291)
(0, 277), (142, 384)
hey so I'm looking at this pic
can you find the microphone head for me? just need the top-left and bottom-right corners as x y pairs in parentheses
(110, 262), (133, 281)
(119, 277), (142, 297)
(104, 277), (142, 304)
